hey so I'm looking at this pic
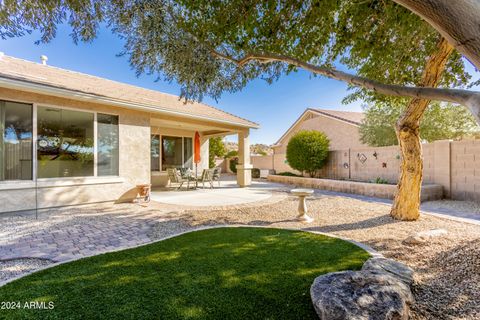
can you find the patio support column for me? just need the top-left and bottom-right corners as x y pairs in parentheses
(237, 129), (252, 187)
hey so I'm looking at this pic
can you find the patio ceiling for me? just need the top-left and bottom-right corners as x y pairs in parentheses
(151, 116), (238, 137)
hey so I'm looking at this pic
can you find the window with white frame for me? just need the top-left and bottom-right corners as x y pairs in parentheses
(0, 100), (120, 181)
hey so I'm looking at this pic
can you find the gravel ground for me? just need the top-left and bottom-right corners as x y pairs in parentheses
(1, 190), (479, 319)
(149, 192), (480, 320)
(0, 258), (53, 282)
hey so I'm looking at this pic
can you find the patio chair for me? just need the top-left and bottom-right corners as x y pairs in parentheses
(178, 167), (190, 179)
(212, 167), (222, 187)
(197, 168), (215, 189)
(167, 168), (192, 190)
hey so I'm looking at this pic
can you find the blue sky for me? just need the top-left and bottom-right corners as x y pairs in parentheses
(1, 24), (478, 144)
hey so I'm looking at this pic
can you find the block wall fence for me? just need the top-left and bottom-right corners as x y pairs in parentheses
(251, 140), (480, 201)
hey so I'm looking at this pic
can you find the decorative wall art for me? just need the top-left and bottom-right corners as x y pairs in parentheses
(357, 153), (367, 164)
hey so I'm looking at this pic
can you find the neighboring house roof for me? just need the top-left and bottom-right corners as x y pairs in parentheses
(0, 54), (258, 128)
(273, 107), (364, 146)
(310, 108), (364, 126)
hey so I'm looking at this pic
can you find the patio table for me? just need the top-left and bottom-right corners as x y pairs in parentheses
(184, 169), (200, 190)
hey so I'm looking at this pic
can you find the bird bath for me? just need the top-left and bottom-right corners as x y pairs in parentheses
(291, 188), (314, 223)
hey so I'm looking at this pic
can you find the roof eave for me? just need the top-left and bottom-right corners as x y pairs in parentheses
(0, 76), (259, 129)
(308, 108), (362, 126)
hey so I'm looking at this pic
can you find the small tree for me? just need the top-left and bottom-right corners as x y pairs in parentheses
(286, 131), (330, 177)
(208, 137), (226, 168)
(360, 102), (479, 147)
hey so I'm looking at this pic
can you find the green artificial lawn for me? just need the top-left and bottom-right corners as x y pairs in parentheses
(0, 227), (369, 320)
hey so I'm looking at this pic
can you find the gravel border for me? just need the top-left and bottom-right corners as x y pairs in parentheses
(0, 258), (54, 282)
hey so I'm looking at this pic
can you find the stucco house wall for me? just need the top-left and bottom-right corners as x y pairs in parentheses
(0, 87), (151, 213)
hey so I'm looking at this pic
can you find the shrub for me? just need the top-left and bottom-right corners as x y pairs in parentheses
(225, 150), (238, 158)
(251, 168), (260, 178)
(229, 157), (238, 173)
(286, 130), (330, 177)
(277, 172), (302, 177)
(209, 137), (226, 168)
(372, 177), (389, 184)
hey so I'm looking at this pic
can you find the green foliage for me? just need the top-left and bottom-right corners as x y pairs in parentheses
(1, 1), (475, 103)
(360, 102), (479, 146)
(286, 130), (330, 177)
(224, 150), (238, 158)
(208, 137), (225, 168)
(276, 172), (302, 177)
(229, 157), (238, 173)
(251, 168), (260, 179)
(371, 177), (390, 184)
(0, 227), (369, 319)
(0, 0), (107, 43)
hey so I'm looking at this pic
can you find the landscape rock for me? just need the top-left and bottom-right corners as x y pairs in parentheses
(403, 228), (448, 245)
(310, 270), (414, 320)
(362, 257), (414, 285)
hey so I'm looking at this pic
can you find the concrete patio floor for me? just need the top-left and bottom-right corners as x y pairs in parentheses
(150, 176), (286, 207)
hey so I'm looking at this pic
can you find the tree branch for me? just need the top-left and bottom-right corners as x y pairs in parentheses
(393, 0), (480, 70)
(210, 50), (480, 123)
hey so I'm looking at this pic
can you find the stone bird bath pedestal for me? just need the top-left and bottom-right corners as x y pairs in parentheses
(291, 188), (314, 223)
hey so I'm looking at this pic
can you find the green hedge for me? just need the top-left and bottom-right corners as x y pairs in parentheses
(276, 172), (303, 177)
(286, 130), (330, 177)
(229, 157), (238, 173)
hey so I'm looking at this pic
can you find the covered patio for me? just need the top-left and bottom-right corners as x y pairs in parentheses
(150, 115), (256, 189)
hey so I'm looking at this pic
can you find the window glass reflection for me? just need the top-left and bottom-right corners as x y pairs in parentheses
(0, 101), (33, 180)
(37, 107), (94, 178)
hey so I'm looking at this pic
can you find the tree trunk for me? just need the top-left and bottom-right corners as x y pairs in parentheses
(391, 38), (454, 220)
(393, 0), (480, 70)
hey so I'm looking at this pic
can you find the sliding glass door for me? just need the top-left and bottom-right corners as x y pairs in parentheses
(150, 135), (194, 172)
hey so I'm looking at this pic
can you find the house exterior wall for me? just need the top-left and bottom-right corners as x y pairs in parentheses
(273, 114), (367, 154)
(0, 87), (218, 213)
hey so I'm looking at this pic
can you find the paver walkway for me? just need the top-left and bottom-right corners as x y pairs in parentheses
(0, 206), (164, 262)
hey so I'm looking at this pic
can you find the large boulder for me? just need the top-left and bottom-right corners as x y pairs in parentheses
(403, 228), (448, 245)
(310, 269), (414, 320)
(362, 257), (414, 286)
